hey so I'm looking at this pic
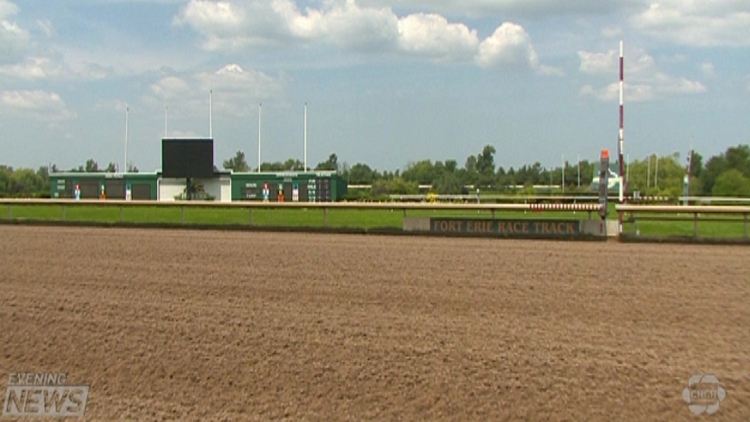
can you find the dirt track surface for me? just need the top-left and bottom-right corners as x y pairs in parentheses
(0, 225), (748, 421)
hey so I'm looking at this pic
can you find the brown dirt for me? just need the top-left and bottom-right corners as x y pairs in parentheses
(0, 225), (748, 421)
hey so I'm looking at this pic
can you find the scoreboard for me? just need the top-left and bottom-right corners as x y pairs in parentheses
(240, 178), (333, 202)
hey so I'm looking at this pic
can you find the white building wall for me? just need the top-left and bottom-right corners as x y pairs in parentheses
(158, 176), (232, 202)
(158, 178), (186, 201)
(201, 176), (232, 202)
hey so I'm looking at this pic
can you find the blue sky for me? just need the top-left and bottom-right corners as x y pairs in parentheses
(0, 0), (748, 172)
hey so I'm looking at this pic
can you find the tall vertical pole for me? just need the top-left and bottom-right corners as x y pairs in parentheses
(561, 154), (565, 193)
(618, 40), (625, 233)
(304, 102), (308, 171)
(124, 105), (129, 173)
(655, 156), (659, 188)
(647, 154), (651, 189)
(209, 90), (213, 139)
(258, 103), (262, 173)
(577, 154), (581, 188)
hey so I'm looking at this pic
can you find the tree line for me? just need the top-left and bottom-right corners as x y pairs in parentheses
(1, 144), (749, 198)
(222, 144), (750, 198)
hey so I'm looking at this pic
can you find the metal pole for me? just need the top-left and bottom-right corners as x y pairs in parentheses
(561, 154), (565, 193)
(258, 103), (262, 173)
(618, 40), (625, 234)
(304, 102), (307, 171)
(124, 106), (129, 173)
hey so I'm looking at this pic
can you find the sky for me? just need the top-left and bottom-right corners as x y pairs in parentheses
(0, 0), (748, 173)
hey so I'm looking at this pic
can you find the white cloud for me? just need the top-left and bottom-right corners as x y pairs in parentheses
(0, 90), (77, 121)
(356, 0), (643, 17)
(578, 46), (707, 102)
(36, 19), (55, 37)
(631, 0), (750, 47)
(601, 26), (622, 38)
(175, 0), (547, 70)
(396, 13), (478, 61)
(577, 49), (616, 75)
(475, 23), (538, 69)
(0, 0), (29, 64)
(144, 64), (287, 118)
(0, 0), (18, 19)
(0, 56), (63, 79)
(538, 64), (564, 77)
(699, 62), (715, 77)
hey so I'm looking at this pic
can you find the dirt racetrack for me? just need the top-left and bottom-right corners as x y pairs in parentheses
(0, 225), (748, 421)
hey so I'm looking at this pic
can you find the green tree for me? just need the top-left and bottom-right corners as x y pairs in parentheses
(712, 169), (750, 197)
(223, 151), (249, 172)
(444, 159), (458, 173)
(476, 145), (496, 175)
(402, 160), (436, 185)
(315, 153), (339, 171)
(84, 159), (99, 172)
(283, 158), (304, 171)
(432, 172), (463, 194)
(348, 163), (376, 184)
(370, 177), (418, 196)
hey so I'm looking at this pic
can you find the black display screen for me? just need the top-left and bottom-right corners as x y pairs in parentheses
(161, 139), (214, 178)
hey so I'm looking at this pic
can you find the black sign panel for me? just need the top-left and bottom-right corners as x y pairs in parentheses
(161, 138), (214, 178)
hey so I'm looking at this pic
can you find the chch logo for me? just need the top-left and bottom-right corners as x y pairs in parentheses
(682, 374), (726, 415)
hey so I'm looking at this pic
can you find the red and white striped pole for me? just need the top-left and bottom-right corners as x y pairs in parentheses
(618, 40), (625, 233)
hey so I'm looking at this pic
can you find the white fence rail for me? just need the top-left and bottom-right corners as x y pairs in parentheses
(2, 199), (748, 240)
(616, 204), (750, 239)
(0, 199), (604, 227)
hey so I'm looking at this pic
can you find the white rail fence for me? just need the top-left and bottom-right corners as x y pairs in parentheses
(0, 199), (604, 227)
(2, 199), (750, 240)
(616, 204), (750, 239)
